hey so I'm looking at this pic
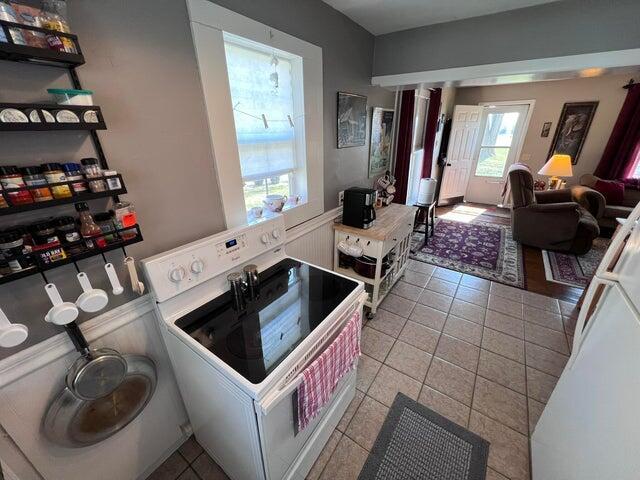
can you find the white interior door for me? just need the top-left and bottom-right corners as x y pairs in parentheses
(438, 105), (482, 203)
(465, 104), (530, 205)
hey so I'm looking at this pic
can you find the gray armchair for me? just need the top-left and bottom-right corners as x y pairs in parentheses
(508, 165), (600, 255)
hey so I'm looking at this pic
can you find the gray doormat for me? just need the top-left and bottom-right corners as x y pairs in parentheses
(358, 394), (489, 480)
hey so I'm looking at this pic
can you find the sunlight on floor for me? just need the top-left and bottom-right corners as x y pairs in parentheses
(440, 204), (487, 223)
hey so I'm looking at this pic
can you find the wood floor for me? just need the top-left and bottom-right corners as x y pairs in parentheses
(434, 203), (584, 303)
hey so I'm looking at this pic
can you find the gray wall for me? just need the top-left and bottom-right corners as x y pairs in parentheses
(374, 0), (640, 76)
(0, 0), (393, 358)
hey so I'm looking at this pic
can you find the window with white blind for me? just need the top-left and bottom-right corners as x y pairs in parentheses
(187, 1), (324, 229)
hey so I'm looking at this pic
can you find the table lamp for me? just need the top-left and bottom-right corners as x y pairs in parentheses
(538, 154), (573, 189)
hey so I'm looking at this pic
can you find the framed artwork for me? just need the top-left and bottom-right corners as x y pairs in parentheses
(540, 122), (552, 137)
(337, 92), (367, 148)
(368, 108), (395, 178)
(548, 101), (598, 164)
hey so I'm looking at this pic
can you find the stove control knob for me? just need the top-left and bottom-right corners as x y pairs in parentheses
(190, 259), (205, 274)
(260, 233), (270, 245)
(169, 266), (186, 283)
(271, 228), (280, 240)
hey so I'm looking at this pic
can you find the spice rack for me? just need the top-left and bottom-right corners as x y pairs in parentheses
(0, 103), (106, 131)
(0, 22), (143, 284)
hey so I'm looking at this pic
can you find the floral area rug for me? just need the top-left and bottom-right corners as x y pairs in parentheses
(410, 218), (525, 288)
(542, 237), (611, 288)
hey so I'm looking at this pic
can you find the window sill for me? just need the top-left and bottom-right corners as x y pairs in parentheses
(247, 201), (306, 226)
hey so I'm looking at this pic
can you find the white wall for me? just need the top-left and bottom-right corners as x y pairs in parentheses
(454, 74), (633, 184)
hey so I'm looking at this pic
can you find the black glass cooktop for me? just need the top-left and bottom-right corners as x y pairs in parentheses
(175, 258), (359, 384)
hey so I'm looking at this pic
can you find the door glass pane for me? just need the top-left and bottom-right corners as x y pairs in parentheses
(481, 112), (520, 147)
(475, 147), (510, 177)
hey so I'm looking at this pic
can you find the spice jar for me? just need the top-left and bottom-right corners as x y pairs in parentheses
(75, 202), (107, 248)
(54, 216), (85, 255)
(94, 212), (119, 244)
(113, 201), (138, 240)
(0, 185), (9, 209)
(0, 230), (34, 273)
(103, 170), (122, 191)
(62, 163), (88, 194)
(41, 163), (73, 199)
(80, 158), (107, 193)
(20, 166), (54, 203)
(0, 166), (33, 206)
(30, 220), (59, 246)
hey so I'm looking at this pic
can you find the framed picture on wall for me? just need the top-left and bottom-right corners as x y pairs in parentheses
(547, 101), (599, 164)
(337, 92), (367, 148)
(368, 107), (395, 178)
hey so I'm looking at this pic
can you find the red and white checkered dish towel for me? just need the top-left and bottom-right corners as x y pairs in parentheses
(297, 311), (362, 432)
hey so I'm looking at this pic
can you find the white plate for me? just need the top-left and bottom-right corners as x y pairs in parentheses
(83, 110), (99, 123)
(56, 110), (80, 123)
(42, 110), (56, 123)
(28, 110), (41, 122)
(0, 108), (29, 123)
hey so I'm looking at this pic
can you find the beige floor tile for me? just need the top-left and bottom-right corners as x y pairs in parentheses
(563, 314), (577, 336)
(178, 436), (204, 463)
(488, 294), (523, 319)
(418, 385), (470, 427)
(319, 435), (369, 480)
(455, 285), (489, 307)
(367, 309), (407, 338)
(567, 334), (574, 351)
(490, 282), (524, 302)
(344, 395), (389, 450)
(177, 468), (201, 480)
(469, 411), (530, 480)
(478, 349), (526, 394)
(398, 320), (440, 353)
(528, 397), (546, 435)
(367, 365), (421, 407)
(524, 322), (569, 355)
(148, 451), (188, 480)
(426, 276), (459, 296)
(385, 340), (433, 381)
(407, 259), (436, 276)
(390, 280), (423, 301)
(379, 293), (416, 318)
(434, 334), (480, 372)
(307, 430), (342, 480)
(402, 269), (431, 288)
(526, 367), (558, 404)
(485, 309), (525, 339)
(460, 274), (490, 293)
(525, 342), (568, 377)
(361, 327), (395, 362)
(482, 327), (525, 363)
(410, 303), (447, 331)
(522, 290), (560, 313)
(487, 467), (510, 480)
(356, 354), (382, 393)
(472, 377), (528, 435)
(523, 304), (563, 331)
(336, 390), (365, 432)
(449, 299), (486, 324)
(433, 267), (463, 283)
(417, 289), (454, 312)
(192, 452), (230, 480)
(559, 299), (579, 318)
(443, 314), (483, 346)
(425, 357), (475, 406)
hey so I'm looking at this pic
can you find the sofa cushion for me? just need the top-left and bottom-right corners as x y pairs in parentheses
(593, 179), (625, 205)
(603, 204), (634, 219)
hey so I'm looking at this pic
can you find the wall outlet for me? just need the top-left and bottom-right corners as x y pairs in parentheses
(338, 190), (344, 206)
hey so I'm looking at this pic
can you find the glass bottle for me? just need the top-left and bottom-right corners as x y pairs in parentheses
(40, 0), (76, 53)
(75, 202), (106, 249)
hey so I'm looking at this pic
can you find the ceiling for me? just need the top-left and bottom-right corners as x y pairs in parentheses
(322, 0), (561, 35)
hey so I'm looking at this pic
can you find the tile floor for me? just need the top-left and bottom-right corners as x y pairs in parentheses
(149, 258), (579, 480)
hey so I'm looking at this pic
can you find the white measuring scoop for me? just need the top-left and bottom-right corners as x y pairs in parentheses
(104, 263), (124, 295)
(45, 283), (79, 325)
(0, 307), (28, 348)
(76, 272), (109, 313)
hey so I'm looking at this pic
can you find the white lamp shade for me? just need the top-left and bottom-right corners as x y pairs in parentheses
(538, 154), (573, 177)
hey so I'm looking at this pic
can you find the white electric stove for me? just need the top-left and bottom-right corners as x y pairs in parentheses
(142, 216), (365, 480)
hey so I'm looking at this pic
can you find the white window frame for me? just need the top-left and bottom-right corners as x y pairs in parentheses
(186, 0), (324, 229)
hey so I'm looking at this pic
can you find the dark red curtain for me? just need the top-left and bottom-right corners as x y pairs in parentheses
(393, 89), (415, 204)
(594, 83), (640, 179)
(420, 88), (442, 179)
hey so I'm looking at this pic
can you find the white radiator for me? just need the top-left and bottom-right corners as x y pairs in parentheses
(285, 207), (340, 270)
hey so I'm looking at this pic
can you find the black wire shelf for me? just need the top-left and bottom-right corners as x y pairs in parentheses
(0, 19), (84, 67)
(0, 102), (106, 131)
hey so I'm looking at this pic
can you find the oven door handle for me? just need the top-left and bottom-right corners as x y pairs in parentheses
(257, 291), (366, 416)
